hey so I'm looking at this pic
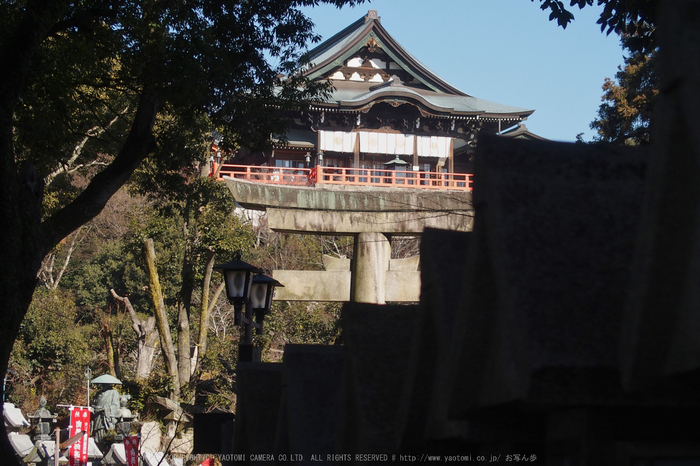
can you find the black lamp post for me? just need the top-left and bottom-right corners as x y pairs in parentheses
(213, 259), (283, 362)
(215, 259), (262, 325)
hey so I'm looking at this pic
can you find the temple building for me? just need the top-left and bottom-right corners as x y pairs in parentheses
(231, 9), (535, 176)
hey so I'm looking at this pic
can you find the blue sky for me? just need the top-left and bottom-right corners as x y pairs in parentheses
(299, 0), (625, 142)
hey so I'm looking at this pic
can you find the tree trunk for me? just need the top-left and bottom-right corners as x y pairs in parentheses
(0, 169), (45, 464)
(0, 4), (159, 462)
(0, 6), (64, 462)
(136, 319), (159, 379)
(197, 249), (217, 364)
(144, 238), (181, 399)
(110, 289), (158, 379)
(177, 228), (195, 392)
(0, 91), (158, 462)
(102, 323), (120, 379)
(177, 302), (191, 391)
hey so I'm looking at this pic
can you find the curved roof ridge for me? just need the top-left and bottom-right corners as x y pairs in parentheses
(306, 15), (368, 63)
(304, 10), (469, 96)
(368, 18), (469, 97)
(314, 82), (534, 118)
(340, 86), (456, 112)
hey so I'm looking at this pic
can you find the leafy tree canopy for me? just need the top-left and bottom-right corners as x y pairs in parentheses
(2, 0), (360, 254)
(534, 0), (657, 53)
(534, 1), (659, 144)
(10, 290), (92, 411)
(0, 1), (360, 459)
(590, 39), (657, 144)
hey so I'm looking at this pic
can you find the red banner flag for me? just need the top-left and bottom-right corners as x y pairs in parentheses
(68, 407), (91, 466)
(124, 435), (139, 466)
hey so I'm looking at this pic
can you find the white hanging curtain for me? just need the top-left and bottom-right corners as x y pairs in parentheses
(416, 136), (451, 158)
(319, 130), (356, 153)
(359, 132), (415, 155)
(319, 130), (449, 157)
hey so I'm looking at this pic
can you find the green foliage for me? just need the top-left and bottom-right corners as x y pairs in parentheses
(196, 336), (238, 410)
(534, 0), (658, 55)
(129, 169), (254, 255)
(124, 209), (187, 308)
(42, 173), (83, 218)
(121, 374), (175, 420)
(590, 43), (657, 145)
(7, 0), (362, 193)
(1, 1), (364, 450)
(258, 301), (342, 361)
(66, 239), (150, 312)
(9, 290), (92, 409)
(12, 32), (136, 181)
(60, 174), (258, 404)
(125, 175), (256, 303)
(95, 304), (140, 376)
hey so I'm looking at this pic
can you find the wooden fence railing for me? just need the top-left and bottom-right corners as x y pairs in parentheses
(216, 164), (473, 191)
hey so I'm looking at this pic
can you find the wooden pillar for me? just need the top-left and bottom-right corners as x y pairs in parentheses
(354, 132), (360, 168)
(413, 135), (419, 169)
(448, 137), (454, 173)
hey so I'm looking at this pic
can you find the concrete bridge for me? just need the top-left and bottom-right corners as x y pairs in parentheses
(224, 173), (473, 304)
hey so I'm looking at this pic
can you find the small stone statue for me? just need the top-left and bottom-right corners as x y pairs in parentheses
(115, 394), (138, 442)
(28, 396), (53, 419)
(26, 396), (57, 442)
(116, 394), (133, 420)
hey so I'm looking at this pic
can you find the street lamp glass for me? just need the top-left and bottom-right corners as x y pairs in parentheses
(226, 270), (248, 299)
(250, 282), (268, 309)
(250, 274), (284, 311)
(213, 259), (263, 304)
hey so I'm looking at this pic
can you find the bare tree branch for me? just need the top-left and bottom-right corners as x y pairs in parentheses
(38, 226), (88, 290)
(41, 91), (158, 254)
(110, 289), (142, 337)
(207, 281), (226, 317)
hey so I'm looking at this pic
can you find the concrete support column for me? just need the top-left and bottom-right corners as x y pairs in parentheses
(352, 232), (391, 304)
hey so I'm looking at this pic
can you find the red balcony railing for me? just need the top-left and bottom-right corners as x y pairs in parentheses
(313, 166), (472, 191)
(216, 164), (312, 186)
(216, 164), (473, 191)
